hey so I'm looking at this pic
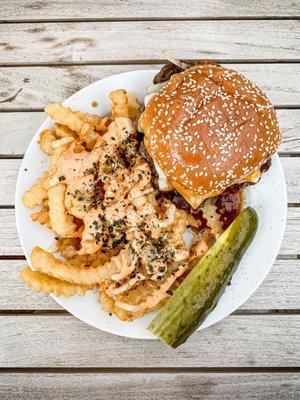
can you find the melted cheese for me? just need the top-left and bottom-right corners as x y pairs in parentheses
(151, 154), (262, 209)
(177, 167), (262, 208)
(153, 159), (173, 191)
(242, 167), (261, 183)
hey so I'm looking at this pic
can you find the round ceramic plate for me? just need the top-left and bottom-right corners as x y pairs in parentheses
(15, 70), (287, 339)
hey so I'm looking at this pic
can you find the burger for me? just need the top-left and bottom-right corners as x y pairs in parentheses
(138, 60), (281, 213)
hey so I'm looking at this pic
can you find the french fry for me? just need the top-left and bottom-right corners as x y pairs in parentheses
(99, 291), (168, 322)
(31, 246), (123, 285)
(31, 205), (51, 228)
(22, 172), (48, 208)
(66, 249), (111, 268)
(93, 115), (112, 133)
(99, 291), (130, 321)
(21, 267), (93, 297)
(111, 263), (187, 320)
(48, 183), (77, 237)
(52, 136), (74, 149)
(200, 200), (223, 238)
(45, 103), (94, 139)
(54, 123), (77, 139)
(38, 129), (57, 155)
(109, 89), (141, 122)
(74, 112), (112, 133)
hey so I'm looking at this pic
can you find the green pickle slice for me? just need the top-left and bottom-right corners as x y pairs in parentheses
(148, 207), (258, 348)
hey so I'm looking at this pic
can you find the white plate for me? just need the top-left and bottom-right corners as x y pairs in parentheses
(15, 70), (287, 339)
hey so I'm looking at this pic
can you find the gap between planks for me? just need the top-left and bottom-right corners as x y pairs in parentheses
(0, 153), (298, 160)
(1, 203), (298, 209)
(1, 254), (294, 261)
(279, 153), (300, 157)
(1, 60), (300, 67)
(1, 16), (300, 24)
(0, 310), (299, 316)
(1, 254), (299, 261)
(1, 107), (299, 114)
(2, 254), (297, 261)
(0, 367), (299, 374)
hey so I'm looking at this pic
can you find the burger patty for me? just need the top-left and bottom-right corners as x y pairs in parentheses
(139, 140), (159, 187)
(153, 62), (184, 84)
(153, 60), (221, 85)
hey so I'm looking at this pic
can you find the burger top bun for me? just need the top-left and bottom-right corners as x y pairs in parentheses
(139, 63), (281, 208)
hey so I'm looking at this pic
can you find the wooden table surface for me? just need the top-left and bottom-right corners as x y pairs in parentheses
(0, 1), (299, 398)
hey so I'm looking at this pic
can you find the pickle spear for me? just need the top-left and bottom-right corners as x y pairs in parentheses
(148, 207), (258, 348)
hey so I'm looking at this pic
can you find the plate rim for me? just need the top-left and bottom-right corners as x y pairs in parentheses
(15, 69), (287, 339)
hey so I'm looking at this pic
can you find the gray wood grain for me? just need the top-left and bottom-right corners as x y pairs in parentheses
(0, 0), (299, 395)
(1, 259), (299, 311)
(278, 110), (300, 153)
(2, 0), (299, 20)
(1, 207), (298, 255)
(0, 314), (298, 367)
(0, 260), (61, 310)
(1, 109), (299, 155)
(0, 21), (299, 64)
(0, 157), (297, 205)
(1, 64), (300, 110)
(0, 372), (299, 400)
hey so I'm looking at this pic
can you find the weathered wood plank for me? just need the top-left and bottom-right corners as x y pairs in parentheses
(277, 110), (300, 153)
(0, 372), (298, 400)
(0, 112), (45, 155)
(230, 259), (300, 310)
(0, 207), (298, 256)
(0, 21), (299, 64)
(283, 207), (300, 254)
(0, 260), (61, 310)
(282, 158), (300, 203)
(0, 209), (21, 255)
(0, 314), (298, 367)
(1, 64), (299, 110)
(4, 157), (300, 206)
(1, 0), (299, 20)
(1, 259), (298, 311)
(1, 109), (299, 155)
(1, 159), (20, 204)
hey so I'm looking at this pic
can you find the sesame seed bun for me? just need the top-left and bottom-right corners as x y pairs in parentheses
(139, 63), (282, 208)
